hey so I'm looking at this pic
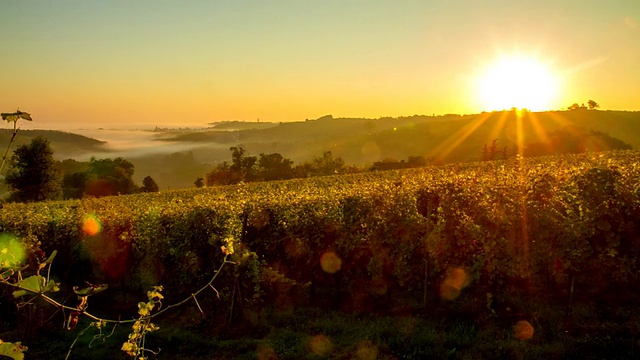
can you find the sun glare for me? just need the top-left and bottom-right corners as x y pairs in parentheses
(478, 56), (558, 111)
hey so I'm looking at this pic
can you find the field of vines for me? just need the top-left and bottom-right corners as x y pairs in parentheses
(1, 150), (640, 357)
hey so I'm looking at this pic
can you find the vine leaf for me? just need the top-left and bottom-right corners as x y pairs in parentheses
(43, 250), (57, 265)
(0, 109), (32, 122)
(12, 275), (60, 298)
(73, 282), (108, 297)
(38, 250), (57, 270)
(0, 340), (27, 360)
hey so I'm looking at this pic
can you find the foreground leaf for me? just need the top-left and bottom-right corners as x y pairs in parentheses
(73, 283), (108, 296)
(0, 340), (27, 360)
(12, 276), (59, 298)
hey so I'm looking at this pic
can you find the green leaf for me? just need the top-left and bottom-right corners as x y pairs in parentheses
(13, 276), (59, 298)
(0, 113), (19, 122)
(43, 250), (57, 265)
(1, 109), (31, 122)
(43, 279), (60, 294)
(18, 111), (32, 121)
(0, 340), (27, 360)
(13, 275), (43, 298)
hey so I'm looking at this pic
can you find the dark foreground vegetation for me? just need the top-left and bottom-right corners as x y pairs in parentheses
(1, 150), (640, 358)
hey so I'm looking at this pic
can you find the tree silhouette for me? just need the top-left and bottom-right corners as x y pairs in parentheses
(229, 146), (257, 181)
(5, 136), (62, 202)
(257, 152), (294, 181)
(61, 171), (88, 199)
(587, 99), (600, 110)
(311, 151), (346, 176)
(141, 175), (159, 192)
(85, 157), (137, 197)
(205, 161), (236, 186)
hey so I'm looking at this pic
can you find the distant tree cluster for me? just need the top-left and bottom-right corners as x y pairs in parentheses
(4, 136), (160, 202)
(370, 155), (430, 171)
(481, 139), (508, 161)
(204, 146), (354, 186)
(568, 100), (599, 111)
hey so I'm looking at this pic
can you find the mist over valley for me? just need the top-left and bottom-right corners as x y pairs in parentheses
(13, 109), (639, 191)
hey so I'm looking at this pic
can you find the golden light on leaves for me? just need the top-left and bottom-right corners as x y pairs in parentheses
(320, 251), (342, 274)
(440, 267), (471, 300)
(82, 214), (102, 236)
(514, 320), (535, 340)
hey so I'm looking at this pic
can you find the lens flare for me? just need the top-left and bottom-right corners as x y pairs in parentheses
(440, 267), (471, 300)
(355, 340), (378, 360)
(256, 343), (278, 360)
(82, 214), (102, 236)
(0, 234), (26, 268)
(514, 320), (534, 340)
(320, 251), (342, 274)
(309, 334), (332, 356)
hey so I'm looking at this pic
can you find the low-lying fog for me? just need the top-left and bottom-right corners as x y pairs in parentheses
(70, 128), (221, 161)
(60, 126), (230, 190)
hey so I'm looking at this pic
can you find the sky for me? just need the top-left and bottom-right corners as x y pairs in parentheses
(1, 0), (639, 130)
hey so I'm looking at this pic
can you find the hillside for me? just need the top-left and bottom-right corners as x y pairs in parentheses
(4, 110), (637, 190)
(157, 110), (638, 166)
(0, 129), (107, 159)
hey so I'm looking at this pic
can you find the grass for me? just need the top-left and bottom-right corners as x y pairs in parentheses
(3, 293), (640, 359)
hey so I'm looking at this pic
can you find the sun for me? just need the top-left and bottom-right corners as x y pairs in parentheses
(477, 55), (559, 111)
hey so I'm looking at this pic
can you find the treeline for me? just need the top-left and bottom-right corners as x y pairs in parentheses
(5, 125), (632, 202)
(3, 136), (159, 203)
(203, 146), (357, 186)
(59, 157), (159, 199)
(202, 146), (432, 186)
(3, 136), (433, 203)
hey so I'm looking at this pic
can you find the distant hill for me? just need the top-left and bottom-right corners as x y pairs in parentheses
(207, 120), (278, 131)
(4, 110), (636, 190)
(157, 110), (639, 167)
(0, 129), (107, 159)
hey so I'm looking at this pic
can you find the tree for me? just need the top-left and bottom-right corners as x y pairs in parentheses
(406, 155), (428, 168)
(62, 171), (89, 199)
(206, 161), (237, 186)
(58, 159), (90, 199)
(587, 99), (600, 110)
(257, 152), (294, 181)
(140, 175), (159, 192)
(194, 177), (204, 188)
(5, 136), (62, 202)
(85, 157), (137, 197)
(229, 146), (257, 182)
(311, 151), (346, 176)
(292, 162), (314, 178)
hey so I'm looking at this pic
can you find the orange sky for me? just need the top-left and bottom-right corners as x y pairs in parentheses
(1, 1), (639, 130)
